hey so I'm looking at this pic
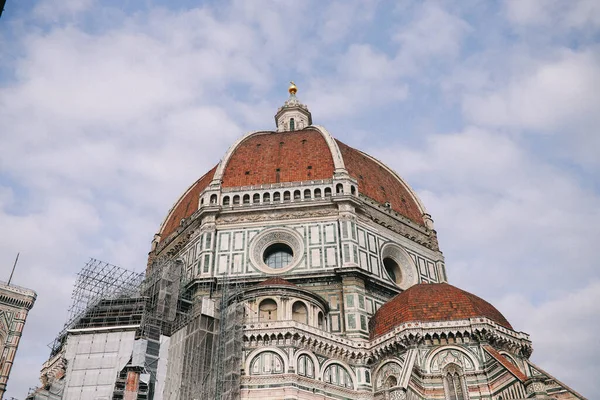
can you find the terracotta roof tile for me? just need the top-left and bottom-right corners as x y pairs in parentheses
(483, 345), (528, 382)
(369, 283), (513, 338)
(336, 140), (424, 225)
(222, 129), (334, 187)
(160, 165), (217, 238)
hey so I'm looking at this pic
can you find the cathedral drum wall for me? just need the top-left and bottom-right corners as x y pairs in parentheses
(350, 218), (445, 285)
(173, 209), (444, 286)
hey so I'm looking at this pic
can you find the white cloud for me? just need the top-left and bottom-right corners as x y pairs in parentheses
(498, 281), (600, 394)
(305, 44), (408, 118)
(318, 1), (378, 45)
(33, 0), (95, 21)
(462, 49), (600, 134)
(505, 0), (600, 30)
(393, 2), (471, 73)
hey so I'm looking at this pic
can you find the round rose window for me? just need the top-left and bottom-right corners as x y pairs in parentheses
(263, 243), (294, 269)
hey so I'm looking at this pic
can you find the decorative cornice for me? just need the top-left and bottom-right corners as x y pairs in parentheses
(369, 318), (532, 359)
(244, 320), (373, 364)
(357, 201), (438, 251)
(218, 207), (338, 225)
(243, 316), (531, 368)
(0, 282), (36, 310)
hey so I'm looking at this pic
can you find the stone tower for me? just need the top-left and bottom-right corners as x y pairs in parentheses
(0, 279), (37, 399)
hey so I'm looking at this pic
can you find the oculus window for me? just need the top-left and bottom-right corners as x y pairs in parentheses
(383, 257), (402, 285)
(263, 243), (294, 269)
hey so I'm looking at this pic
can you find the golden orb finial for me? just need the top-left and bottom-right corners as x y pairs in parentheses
(288, 81), (297, 95)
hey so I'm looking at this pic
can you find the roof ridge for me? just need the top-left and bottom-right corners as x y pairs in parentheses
(257, 277), (296, 286)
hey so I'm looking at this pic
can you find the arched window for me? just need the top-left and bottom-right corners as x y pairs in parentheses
(351, 185), (356, 195)
(243, 194), (250, 204)
(210, 194), (218, 204)
(324, 364), (353, 389)
(200, 197), (204, 206)
(292, 301), (308, 324)
(385, 375), (397, 388)
(324, 187), (332, 197)
(222, 196), (230, 206)
(314, 188), (322, 198)
(443, 366), (466, 400)
(294, 190), (301, 200)
(263, 192), (271, 203)
(250, 351), (284, 375)
(253, 193), (260, 203)
(297, 354), (315, 378)
(283, 191), (291, 201)
(303, 189), (311, 199)
(336, 184), (344, 194)
(273, 192), (281, 202)
(318, 312), (325, 330)
(290, 118), (295, 131)
(233, 195), (240, 205)
(259, 299), (278, 321)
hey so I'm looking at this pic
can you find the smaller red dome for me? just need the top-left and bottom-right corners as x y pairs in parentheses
(369, 283), (512, 338)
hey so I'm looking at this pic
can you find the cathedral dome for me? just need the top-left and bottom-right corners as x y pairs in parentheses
(157, 126), (428, 241)
(369, 283), (513, 338)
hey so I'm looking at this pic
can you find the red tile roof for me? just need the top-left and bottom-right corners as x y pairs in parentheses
(336, 140), (425, 225)
(257, 277), (296, 287)
(222, 129), (335, 187)
(160, 165), (217, 238)
(369, 283), (513, 338)
(483, 345), (528, 382)
(158, 129), (427, 240)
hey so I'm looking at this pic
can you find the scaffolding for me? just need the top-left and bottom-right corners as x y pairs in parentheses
(159, 266), (245, 400)
(211, 271), (244, 400)
(140, 256), (189, 340)
(44, 256), (246, 400)
(48, 258), (145, 356)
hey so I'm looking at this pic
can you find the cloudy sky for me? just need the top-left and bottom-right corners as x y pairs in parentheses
(1, 0), (598, 398)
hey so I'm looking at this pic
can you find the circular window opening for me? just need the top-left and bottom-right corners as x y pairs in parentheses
(383, 257), (402, 285)
(263, 243), (294, 269)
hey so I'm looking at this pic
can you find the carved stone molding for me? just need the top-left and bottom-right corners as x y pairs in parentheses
(218, 207), (337, 225)
(359, 206), (437, 251)
(380, 243), (418, 290)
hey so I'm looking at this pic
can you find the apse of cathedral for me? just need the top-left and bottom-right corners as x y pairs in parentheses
(28, 83), (586, 400)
